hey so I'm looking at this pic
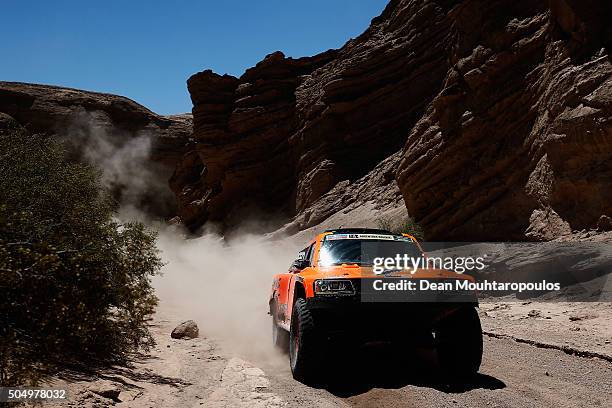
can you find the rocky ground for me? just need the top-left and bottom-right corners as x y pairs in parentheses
(34, 299), (611, 408)
(480, 300), (612, 361)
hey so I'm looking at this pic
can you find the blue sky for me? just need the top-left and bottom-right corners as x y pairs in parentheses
(1, 1), (387, 114)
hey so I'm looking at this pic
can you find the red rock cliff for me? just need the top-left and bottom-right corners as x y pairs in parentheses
(0, 82), (192, 217)
(397, 0), (612, 240)
(175, 0), (611, 240)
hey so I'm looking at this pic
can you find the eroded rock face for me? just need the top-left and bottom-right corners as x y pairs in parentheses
(175, 0), (611, 240)
(173, 0), (455, 232)
(396, 0), (612, 240)
(0, 82), (192, 217)
(0, 82), (191, 166)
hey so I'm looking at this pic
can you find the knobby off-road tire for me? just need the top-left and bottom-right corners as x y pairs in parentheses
(271, 302), (289, 351)
(289, 298), (321, 384)
(435, 306), (483, 377)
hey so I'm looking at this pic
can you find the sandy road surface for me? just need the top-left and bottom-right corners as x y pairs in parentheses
(42, 301), (611, 408)
(262, 334), (611, 408)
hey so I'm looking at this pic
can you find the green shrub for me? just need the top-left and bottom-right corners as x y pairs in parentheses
(377, 215), (425, 240)
(0, 127), (162, 386)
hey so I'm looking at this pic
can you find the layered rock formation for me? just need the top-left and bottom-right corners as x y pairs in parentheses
(397, 0), (612, 240)
(174, 0), (611, 240)
(0, 82), (192, 216)
(173, 0), (454, 231)
(0, 82), (191, 167)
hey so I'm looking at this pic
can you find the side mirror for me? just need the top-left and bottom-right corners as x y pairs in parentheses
(290, 259), (310, 271)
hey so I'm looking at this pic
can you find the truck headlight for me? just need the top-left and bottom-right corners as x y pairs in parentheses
(314, 279), (355, 295)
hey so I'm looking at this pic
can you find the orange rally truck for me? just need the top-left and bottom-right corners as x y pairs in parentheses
(269, 228), (482, 383)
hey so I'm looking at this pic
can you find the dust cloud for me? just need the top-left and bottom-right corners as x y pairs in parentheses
(69, 115), (303, 361)
(64, 112), (176, 218)
(154, 228), (301, 360)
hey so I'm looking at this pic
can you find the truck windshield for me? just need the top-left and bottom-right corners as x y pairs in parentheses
(318, 236), (423, 267)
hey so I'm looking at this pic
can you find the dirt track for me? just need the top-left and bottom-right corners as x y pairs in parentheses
(262, 334), (611, 408)
(45, 302), (611, 408)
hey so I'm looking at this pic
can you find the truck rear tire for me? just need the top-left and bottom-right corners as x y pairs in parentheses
(289, 298), (321, 383)
(434, 306), (483, 377)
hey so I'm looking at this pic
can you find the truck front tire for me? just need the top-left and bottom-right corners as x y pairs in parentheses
(289, 298), (321, 383)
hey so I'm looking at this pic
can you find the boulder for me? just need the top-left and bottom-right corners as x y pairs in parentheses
(88, 380), (121, 402)
(171, 320), (199, 339)
(0, 112), (17, 131)
(597, 215), (612, 232)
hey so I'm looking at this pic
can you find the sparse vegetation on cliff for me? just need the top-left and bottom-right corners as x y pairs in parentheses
(377, 215), (424, 240)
